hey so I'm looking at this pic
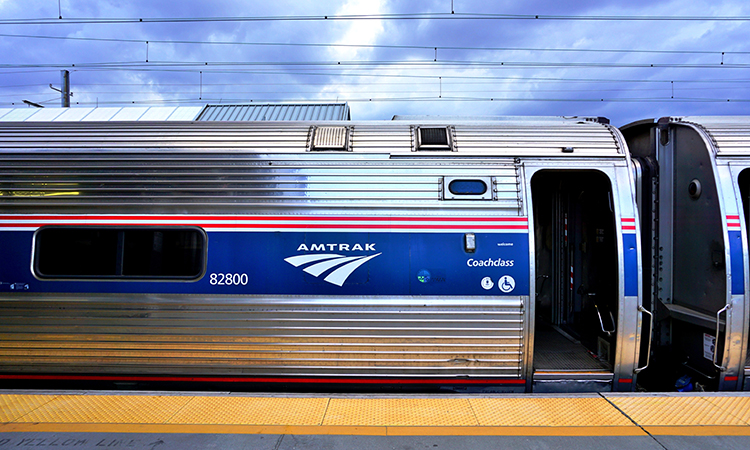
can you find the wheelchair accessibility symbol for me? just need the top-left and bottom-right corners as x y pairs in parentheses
(498, 275), (515, 293)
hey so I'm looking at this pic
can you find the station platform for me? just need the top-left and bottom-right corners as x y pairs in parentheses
(2, 390), (750, 449)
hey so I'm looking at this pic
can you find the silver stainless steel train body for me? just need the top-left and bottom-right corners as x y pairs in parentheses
(0, 114), (644, 392)
(623, 117), (750, 391)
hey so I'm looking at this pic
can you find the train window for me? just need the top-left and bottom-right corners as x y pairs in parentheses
(34, 227), (206, 280)
(449, 179), (487, 195)
(442, 176), (493, 200)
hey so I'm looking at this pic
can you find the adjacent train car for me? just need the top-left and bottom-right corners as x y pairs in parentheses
(0, 112), (645, 392)
(623, 117), (750, 391)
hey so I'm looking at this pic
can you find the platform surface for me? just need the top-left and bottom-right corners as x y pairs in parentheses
(2, 390), (750, 449)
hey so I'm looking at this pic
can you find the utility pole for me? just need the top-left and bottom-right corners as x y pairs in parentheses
(51, 71), (72, 107)
(61, 70), (70, 107)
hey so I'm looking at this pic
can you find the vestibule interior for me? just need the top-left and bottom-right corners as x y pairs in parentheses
(531, 170), (618, 371)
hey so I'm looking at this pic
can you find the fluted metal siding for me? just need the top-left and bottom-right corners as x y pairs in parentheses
(0, 119), (620, 156)
(0, 296), (524, 378)
(0, 152), (521, 214)
(453, 124), (621, 156)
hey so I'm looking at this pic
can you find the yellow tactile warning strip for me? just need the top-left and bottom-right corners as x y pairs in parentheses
(470, 397), (633, 427)
(2, 392), (750, 436)
(604, 394), (750, 435)
(606, 395), (748, 426)
(168, 397), (329, 425)
(324, 398), (477, 427)
(16, 395), (191, 424)
(0, 395), (56, 422)
(703, 396), (750, 424)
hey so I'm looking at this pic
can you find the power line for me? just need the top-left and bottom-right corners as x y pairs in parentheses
(2, 12), (750, 26)
(8, 85), (750, 98)
(7, 66), (750, 85)
(0, 59), (747, 70)
(8, 95), (750, 108)
(11, 77), (750, 91)
(0, 33), (745, 57)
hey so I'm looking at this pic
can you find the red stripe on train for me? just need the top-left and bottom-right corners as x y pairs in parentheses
(0, 215), (530, 222)
(0, 223), (530, 230)
(0, 374), (526, 385)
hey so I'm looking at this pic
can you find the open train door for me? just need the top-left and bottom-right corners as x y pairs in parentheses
(527, 167), (643, 392)
(623, 117), (748, 391)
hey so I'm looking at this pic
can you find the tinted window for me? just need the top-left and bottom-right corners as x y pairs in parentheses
(35, 227), (206, 280)
(448, 179), (488, 195)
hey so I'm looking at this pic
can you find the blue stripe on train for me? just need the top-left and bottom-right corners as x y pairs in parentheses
(623, 233), (638, 297)
(729, 230), (745, 296)
(0, 231), (530, 296)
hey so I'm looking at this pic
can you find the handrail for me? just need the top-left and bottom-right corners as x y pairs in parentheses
(594, 303), (615, 337)
(713, 303), (731, 372)
(634, 305), (653, 374)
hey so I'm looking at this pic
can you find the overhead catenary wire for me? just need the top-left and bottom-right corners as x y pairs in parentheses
(0, 33), (746, 57)
(2, 11), (750, 117)
(2, 12), (750, 25)
(7, 85), (750, 99)
(10, 96), (750, 107)
(0, 59), (748, 70)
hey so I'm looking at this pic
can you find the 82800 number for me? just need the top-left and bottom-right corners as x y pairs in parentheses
(209, 273), (249, 286)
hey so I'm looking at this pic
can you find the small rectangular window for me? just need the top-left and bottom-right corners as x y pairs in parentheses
(34, 227), (206, 280)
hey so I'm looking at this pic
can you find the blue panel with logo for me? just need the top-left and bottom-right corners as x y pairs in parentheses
(0, 231), (529, 296)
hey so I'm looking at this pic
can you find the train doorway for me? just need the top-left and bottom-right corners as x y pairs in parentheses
(531, 170), (618, 391)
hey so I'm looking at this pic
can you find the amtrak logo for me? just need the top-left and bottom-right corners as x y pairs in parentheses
(284, 251), (382, 286)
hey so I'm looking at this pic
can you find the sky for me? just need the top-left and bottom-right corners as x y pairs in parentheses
(1, 0), (750, 126)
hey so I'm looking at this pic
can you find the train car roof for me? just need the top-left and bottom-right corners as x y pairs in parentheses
(0, 107), (625, 158)
(667, 116), (750, 157)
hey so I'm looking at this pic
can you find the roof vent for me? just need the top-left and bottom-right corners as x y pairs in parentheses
(416, 126), (453, 151)
(311, 126), (350, 151)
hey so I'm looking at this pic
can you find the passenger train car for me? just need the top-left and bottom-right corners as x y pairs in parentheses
(623, 117), (750, 391)
(0, 108), (646, 393)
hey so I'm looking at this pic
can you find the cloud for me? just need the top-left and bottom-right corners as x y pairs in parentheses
(1, 0), (750, 124)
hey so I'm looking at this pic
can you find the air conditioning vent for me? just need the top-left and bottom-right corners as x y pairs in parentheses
(311, 126), (350, 151)
(417, 126), (452, 150)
